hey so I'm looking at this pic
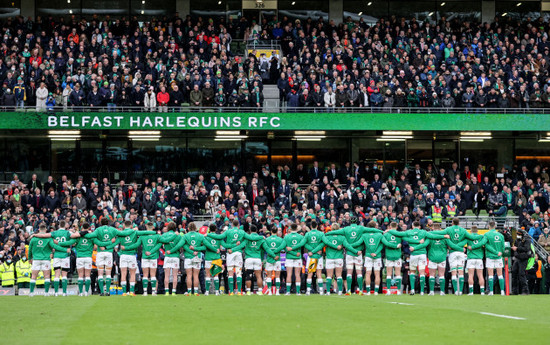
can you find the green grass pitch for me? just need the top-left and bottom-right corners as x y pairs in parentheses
(1, 295), (547, 344)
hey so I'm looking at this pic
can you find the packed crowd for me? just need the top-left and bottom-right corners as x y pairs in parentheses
(2, 14), (550, 111)
(0, 160), (549, 295)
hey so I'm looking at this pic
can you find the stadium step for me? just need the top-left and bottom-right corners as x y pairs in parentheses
(263, 85), (279, 113)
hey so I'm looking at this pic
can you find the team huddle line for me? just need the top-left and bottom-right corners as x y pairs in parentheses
(27, 217), (507, 297)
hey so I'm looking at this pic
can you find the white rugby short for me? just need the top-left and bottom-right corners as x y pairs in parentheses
(285, 259), (302, 268)
(184, 257), (201, 270)
(486, 258), (504, 269)
(306, 256), (324, 270)
(449, 252), (465, 269)
(52, 257), (70, 269)
(32, 260), (50, 271)
(427, 260), (446, 270)
(226, 251), (243, 268)
(119, 254), (138, 269)
(385, 259), (402, 268)
(409, 254), (427, 269)
(141, 259), (158, 269)
(245, 258), (262, 270)
(345, 254), (363, 269)
(96, 252), (113, 267)
(364, 257), (383, 270)
(76, 257), (92, 270)
(466, 259), (484, 270)
(265, 261), (282, 271)
(325, 258), (343, 269)
(164, 256), (180, 269)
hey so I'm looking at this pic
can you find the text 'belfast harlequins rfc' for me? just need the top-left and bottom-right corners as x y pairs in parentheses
(47, 115), (282, 129)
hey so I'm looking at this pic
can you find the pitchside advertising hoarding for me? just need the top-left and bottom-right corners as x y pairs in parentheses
(0, 112), (548, 131)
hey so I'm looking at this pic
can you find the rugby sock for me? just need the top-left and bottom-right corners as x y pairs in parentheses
(142, 278), (149, 292)
(286, 283), (291, 293)
(307, 278), (312, 292)
(98, 277), (104, 294)
(62, 277), (68, 294)
(386, 276), (392, 292)
(498, 276), (505, 294)
(275, 278), (280, 291)
(106, 277), (112, 293)
(205, 278), (211, 293)
(44, 279), (50, 293)
(85, 278), (91, 293)
(366, 283), (371, 294)
(53, 278), (60, 293)
(214, 277), (220, 291)
(439, 277), (445, 293)
(375, 285), (380, 293)
(236, 276), (242, 293)
(296, 283), (301, 294)
(130, 282), (135, 293)
(488, 277), (494, 293)
(396, 276), (402, 291)
(452, 277), (458, 293)
(194, 285), (199, 294)
(228, 276), (234, 292)
(469, 285), (474, 294)
(317, 278), (324, 294)
(151, 278), (157, 292)
(480, 287), (485, 294)
(187, 287), (192, 294)
(357, 275), (363, 292)
(346, 274), (352, 292)
(410, 274), (416, 292)
(122, 282), (127, 294)
(337, 278), (343, 293)
(30, 280), (36, 293)
(419, 275), (425, 293)
(78, 278), (84, 294)
(326, 278), (332, 292)
(429, 277), (435, 293)
(458, 276), (464, 294)
(267, 277), (272, 289)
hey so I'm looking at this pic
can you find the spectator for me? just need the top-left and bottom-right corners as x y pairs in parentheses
(144, 87), (157, 112)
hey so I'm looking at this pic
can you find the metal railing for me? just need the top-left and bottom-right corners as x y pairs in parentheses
(3, 106), (550, 114)
(453, 216), (519, 230)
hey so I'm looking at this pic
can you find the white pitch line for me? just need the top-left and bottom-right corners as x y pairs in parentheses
(388, 302), (414, 306)
(479, 312), (526, 320)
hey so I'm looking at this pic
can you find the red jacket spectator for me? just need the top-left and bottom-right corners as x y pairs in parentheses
(157, 91), (169, 106)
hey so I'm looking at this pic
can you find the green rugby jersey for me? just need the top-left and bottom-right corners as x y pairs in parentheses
(93, 226), (120, 253)
(139, 234), (163, 260)
(484, 230), (505, 260)
(202, 233), (225, 261)
(221, 227), (246, 251)
(29, 237), (57, 261)
(322, 233), (357, 259)
(330, 225), (382, 257)
(50, 229), (73, 259)
(362, 232), (384, 259)
(382, 232), (402, 261)
(118, 229), (156, 255)
(303, 229), (325, 259)
(466, 234), (487, 260)
(283, 232), (306, 260)
(182, 231), (206, 259)
(264, 235), (286, 264)
(158, 231), (185, 257)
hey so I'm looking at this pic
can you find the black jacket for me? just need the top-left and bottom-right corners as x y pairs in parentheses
(514, 237), (532, 261)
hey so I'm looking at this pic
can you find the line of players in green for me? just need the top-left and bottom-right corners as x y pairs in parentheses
(27, 217), (506, 296)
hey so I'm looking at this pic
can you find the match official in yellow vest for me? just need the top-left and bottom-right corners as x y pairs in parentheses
(0, 256), (15, 287)
(16, 256), (32, 288)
